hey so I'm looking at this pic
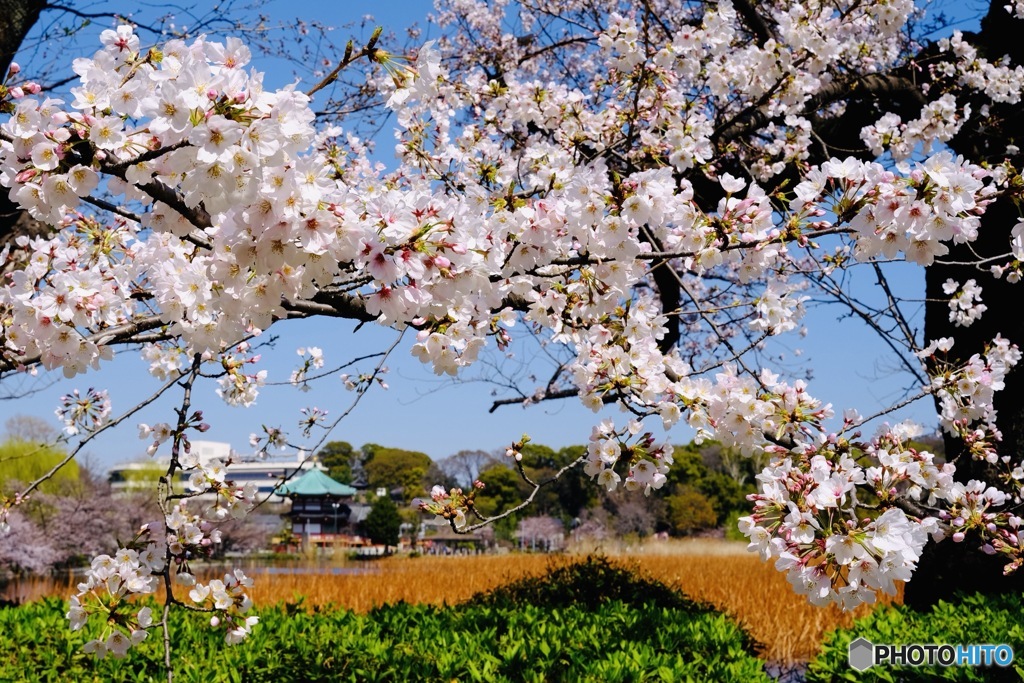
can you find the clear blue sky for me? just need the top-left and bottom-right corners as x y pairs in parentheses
(0, 1), (982, 470)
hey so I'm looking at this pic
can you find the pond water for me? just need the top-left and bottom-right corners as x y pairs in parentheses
(254, 565), (379, 576)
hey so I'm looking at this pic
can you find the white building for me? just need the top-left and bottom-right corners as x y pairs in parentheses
(108, 440), (326, 503)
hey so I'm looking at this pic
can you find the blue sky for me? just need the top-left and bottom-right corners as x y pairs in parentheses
(0, 1), (982, 469)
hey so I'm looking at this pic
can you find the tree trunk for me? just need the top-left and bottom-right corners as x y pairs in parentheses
(905, 193), (1024, 608)
(903, 1), (1024, 609)
(0, 0), (46, 246)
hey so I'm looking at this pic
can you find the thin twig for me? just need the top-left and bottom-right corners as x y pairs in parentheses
(16, 373), (182, 501)
(306, 27), (383, 98)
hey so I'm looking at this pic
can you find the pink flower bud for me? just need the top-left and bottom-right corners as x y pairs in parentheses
(24, 82), (40, 94)
(9, 87), (23, 99)
(953, 517), (964, 526)
(8, 62), (19, 75)
(953, 532), (965, 543)
(210, 616), (220, 627)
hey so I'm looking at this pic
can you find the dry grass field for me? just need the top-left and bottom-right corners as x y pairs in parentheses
(4, 539), (901, 665)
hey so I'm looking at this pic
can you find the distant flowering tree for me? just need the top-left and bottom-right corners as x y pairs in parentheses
(2, 0), (1024, 674)
(515, 515), (564, 551)
(0, 508), (61, 576)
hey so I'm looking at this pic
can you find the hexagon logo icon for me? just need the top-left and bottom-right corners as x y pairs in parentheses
(849, 637), (875, 672)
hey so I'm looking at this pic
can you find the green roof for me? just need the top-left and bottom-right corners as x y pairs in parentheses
(277, 468), (357, 497)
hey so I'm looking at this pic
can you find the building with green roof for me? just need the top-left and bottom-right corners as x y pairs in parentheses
(278, 468), (359, 547)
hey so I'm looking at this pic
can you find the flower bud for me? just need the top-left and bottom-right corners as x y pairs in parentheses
(952, 532), (965, 543)
(7, 62), (19, 75)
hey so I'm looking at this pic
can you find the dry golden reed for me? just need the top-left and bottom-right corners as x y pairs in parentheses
(234, 540), (900, 664)
(5, 540), (901, 665)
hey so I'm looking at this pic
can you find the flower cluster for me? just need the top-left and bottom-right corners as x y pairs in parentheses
(923, 336), (1021, 454)
(738, 440), (949, 610)
(943, 279), (986, 328)
(67, 525), (162, 659)
(215, 343), (266, 407)
(289, 346), (324, 390)
(582, 419), (674, 495)
(184, 569), (259, 645)
(421, 481), (485, 530)
(55, 387), (110, 435)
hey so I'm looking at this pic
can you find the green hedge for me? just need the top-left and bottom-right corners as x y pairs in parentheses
(0, 558), (769, 682)
(808, 592), (1024, 682)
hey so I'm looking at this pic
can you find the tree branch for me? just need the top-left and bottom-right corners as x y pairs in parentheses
(715, 72), (925, 144)
(306, 26), (383, 98)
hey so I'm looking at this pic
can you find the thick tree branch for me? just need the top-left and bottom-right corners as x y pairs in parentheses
(733, 0), (776, 46)
(715, 72), (925, 144)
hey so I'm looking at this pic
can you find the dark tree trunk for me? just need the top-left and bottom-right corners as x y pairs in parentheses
(0, 0), (46, 247)
(904, 193), (1024, 608)
(0, 0), (44, 76)
(903, 1), (1024, 609)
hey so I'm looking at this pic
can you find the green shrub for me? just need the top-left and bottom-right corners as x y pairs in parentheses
(464, 554), (709, 613)
(808, 592), (1024, 682)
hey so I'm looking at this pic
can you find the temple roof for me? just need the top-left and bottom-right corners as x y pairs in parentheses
(277, 468), (357, 497)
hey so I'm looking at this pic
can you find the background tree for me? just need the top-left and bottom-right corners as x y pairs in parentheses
(514, 515), (564, 551)
(474, 463), (525, 539)
(315, 440), (355, 484)
(662, 442), (755, 528)
(362, 447), (432, 502)
(665, 485), (718, 537)
(422, 458), (459, 493)
(436, 449), (499, 489)
(361, 495), (402, 551)
(519, 445), (595, 522)
(3, 415), (57, 443)
(0, 439), (78, 495)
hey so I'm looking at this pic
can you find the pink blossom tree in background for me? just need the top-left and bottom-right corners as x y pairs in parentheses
(1, 0), (1024, 673)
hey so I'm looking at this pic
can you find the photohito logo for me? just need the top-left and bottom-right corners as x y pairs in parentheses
(848, 638), (1015, 672)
